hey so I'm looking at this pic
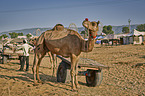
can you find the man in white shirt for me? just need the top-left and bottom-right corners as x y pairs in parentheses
(17, 39), (33, 71)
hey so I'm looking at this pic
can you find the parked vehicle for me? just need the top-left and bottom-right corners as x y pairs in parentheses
(2, 38), (24, 64)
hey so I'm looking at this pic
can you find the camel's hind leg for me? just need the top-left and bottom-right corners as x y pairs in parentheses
(48, 52), (53, 69)
(32, 52), (46, 85)
(48, 52), (57, 76)
(52, 54), (57, 76)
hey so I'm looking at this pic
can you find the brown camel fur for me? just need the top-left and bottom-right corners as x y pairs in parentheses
(32, 18), (100, 90)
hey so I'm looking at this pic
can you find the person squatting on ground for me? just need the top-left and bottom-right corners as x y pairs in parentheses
(16, 39), (33, 71)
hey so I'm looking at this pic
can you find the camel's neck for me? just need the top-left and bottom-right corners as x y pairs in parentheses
(81, 34), (96, 52)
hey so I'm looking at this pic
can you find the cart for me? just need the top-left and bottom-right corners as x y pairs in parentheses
(1, 38), (24, 64)
(2, 45), (23, 64)
(57, 55), (109, 87)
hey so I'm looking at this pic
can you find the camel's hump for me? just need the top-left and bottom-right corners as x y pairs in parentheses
(44, 28), (70, 40)
(40, 23), (84, 40)
(52, 24), (64, 31)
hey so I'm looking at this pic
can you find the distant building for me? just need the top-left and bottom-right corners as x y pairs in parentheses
(17, 36), (27, 39)
(116, 29), (145, 45)
(17, 33), (34, 39)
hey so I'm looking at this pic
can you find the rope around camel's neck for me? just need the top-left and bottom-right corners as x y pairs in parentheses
(82, 30), (96, 52)
(87, 32), (96, 52)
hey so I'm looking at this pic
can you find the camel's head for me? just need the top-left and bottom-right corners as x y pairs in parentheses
(82, 18), (100, 38)
(29, 37), (37, 46)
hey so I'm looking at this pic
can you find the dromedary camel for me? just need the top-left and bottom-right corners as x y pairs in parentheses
(29, 37), (57, 74)
(32, 18), (100, 90)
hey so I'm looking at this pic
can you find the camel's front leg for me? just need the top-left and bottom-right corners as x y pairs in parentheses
(36, 52), (46, 83)
(70, 54), (77, 91)
(32, 53), (38, 85)
(74, 55), (80, 88)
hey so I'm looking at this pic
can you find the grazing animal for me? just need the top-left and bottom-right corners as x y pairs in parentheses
(32, 18), (100, 90)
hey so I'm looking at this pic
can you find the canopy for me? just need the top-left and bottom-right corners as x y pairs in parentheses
(96, 35), (105, 40)
(127, 29), (145, 36)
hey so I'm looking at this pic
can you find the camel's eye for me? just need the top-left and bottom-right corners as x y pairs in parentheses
(92, 22), (96, 26)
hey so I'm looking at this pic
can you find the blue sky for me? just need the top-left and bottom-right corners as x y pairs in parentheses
(0, 0), (145, 32)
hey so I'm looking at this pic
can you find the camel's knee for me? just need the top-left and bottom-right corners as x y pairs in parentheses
(32, 67), (34, 73)
(70, 70), (75, 77)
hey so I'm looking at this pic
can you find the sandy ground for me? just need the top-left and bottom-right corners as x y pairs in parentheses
(0, 44), (145, 96)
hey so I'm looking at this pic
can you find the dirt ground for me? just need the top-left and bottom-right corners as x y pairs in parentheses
(0, 44), (145, 96)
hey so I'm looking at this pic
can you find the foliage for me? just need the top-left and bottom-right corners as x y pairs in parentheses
(122, 27), (129, 33)
(80, 30), (85, 34)
(0, 34), (8, 40)
(26, 34), (32, 38)
(9, 32), (18, 38)
(80, 30), (88, 38)
(80, 30), (88, 35)
(18, 32), (23, 36)
(1, 34), (8, 38)
(102, 25), (114, 35)
(0, 36), (2, 40)
(136, 24), (145, 31)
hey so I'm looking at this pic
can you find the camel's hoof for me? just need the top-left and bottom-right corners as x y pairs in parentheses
(52, 74), (55, 77)
(71, 87), (78, 92)
(76, 85), (80, 89)
(33, 83), (39, 86)
(38, 80), (43, 83)
(71, 89), (78, 92)
(41, 81), (45, 84)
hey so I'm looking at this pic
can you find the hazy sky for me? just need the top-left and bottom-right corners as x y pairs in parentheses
(0, 0), (145, 32)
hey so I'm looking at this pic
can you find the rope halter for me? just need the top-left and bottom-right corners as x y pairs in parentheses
(89, 32), (97, 39)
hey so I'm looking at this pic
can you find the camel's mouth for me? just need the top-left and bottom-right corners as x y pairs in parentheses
(89, 28), (98, 32)
(89, 29), (92, 32)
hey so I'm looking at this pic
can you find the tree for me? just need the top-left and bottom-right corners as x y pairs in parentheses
(136, 24), (145, 31)
(0, 36), (3, 40)
(1, 34), (8, 38)
(9, 32), (18, 38)
(80, 30), (86, 34)
(18, 32), (23, 36)
(122, 27), (129, 33)
(80, 30), (88, 38)
(26, 34), (32, 39)
(102, 25), (114, 35)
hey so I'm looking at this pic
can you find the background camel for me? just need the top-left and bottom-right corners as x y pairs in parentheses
(32, 18), (100, 91)
(29, 37), (57, 74)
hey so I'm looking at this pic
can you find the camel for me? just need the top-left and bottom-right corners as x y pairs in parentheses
(32, 18), (100, 90)
(29, 37), (57, 74)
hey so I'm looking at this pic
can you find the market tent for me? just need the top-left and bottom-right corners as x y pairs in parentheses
(127, 29), (144, 36)
(96, 35), (105, 39)
(95, 35), (105, 44)
(123, 29), (144, 44)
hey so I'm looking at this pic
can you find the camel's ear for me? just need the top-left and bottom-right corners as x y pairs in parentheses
(82, 20), (90, 28)
(97, 21), (100, 26)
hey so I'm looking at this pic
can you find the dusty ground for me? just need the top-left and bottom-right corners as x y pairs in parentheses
(0, 44), (145, 96)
